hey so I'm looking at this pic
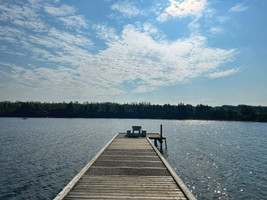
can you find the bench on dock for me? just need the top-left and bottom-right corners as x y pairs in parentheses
(127, 126), (147, 137)
(132, 125), (141, 134)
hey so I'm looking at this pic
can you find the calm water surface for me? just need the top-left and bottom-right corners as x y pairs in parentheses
(0, 118), (266, 199)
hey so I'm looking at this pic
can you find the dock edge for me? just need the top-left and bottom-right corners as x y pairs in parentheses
(147, 137), (197, 200)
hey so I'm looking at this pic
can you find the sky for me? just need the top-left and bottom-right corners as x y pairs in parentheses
(0, 0), (266, 106)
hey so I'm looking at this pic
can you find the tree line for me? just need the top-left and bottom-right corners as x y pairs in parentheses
(0, 101), (266, 122)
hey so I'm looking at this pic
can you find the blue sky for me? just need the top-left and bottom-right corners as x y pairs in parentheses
(0, 0), (266, 106)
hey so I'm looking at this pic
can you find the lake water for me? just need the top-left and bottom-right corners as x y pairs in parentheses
(0, 118), (266, 199)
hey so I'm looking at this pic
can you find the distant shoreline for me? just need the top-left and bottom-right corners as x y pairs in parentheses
(1, 101), (266, 122)
(1, 117), (266, 123)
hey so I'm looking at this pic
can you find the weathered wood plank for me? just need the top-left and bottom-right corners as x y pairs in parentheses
(66, 193), (186, 197)
(73, 186), (180, 191)
(97, 155), (161, 161)
(68, 190), (184, 195)
(92, 160), (165, 168)
(65, 196), (186, 200)
(86, 167), (170, 176)
(101, 151), (156, 156)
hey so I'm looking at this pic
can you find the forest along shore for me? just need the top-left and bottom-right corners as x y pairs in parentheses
(0, 101), (266, 122)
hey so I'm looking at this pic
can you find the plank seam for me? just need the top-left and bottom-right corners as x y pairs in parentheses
(90, 166), (166, 170)
(94, 160), (162, 163)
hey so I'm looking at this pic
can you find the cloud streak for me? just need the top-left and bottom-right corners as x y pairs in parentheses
(44, 4), (75, 16)
(110, 1), (141, 18)
(229, 3), (248, 12)
(208, 67), (241, 78)
(58, 16), (88, 29)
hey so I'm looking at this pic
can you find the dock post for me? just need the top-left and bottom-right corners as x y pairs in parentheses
(165, 139), (167, 150)
(160, 124), (163, 153)
(154, 139), (158, 147)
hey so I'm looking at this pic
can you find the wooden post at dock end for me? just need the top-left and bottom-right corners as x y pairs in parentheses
(160, 124), (163, 153)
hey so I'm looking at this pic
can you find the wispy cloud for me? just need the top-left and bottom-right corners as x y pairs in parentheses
(210, 27), (223, 34)
(229, 3), (248, 12)
(43, 4), (88, 30)
(58, 15), (88, 29)
(208, 67), (241, 78)
(44, 4), (75, 16)
(142, 23), (159, 35)
(158, 0), (207, 22)
(110, 0), (141, 18)
(0, 2), (47, 32)
(93, 24), (119, 41)
(216, 16), (230, 23)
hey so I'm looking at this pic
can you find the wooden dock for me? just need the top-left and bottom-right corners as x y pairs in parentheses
(54, 133), (196, 200)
